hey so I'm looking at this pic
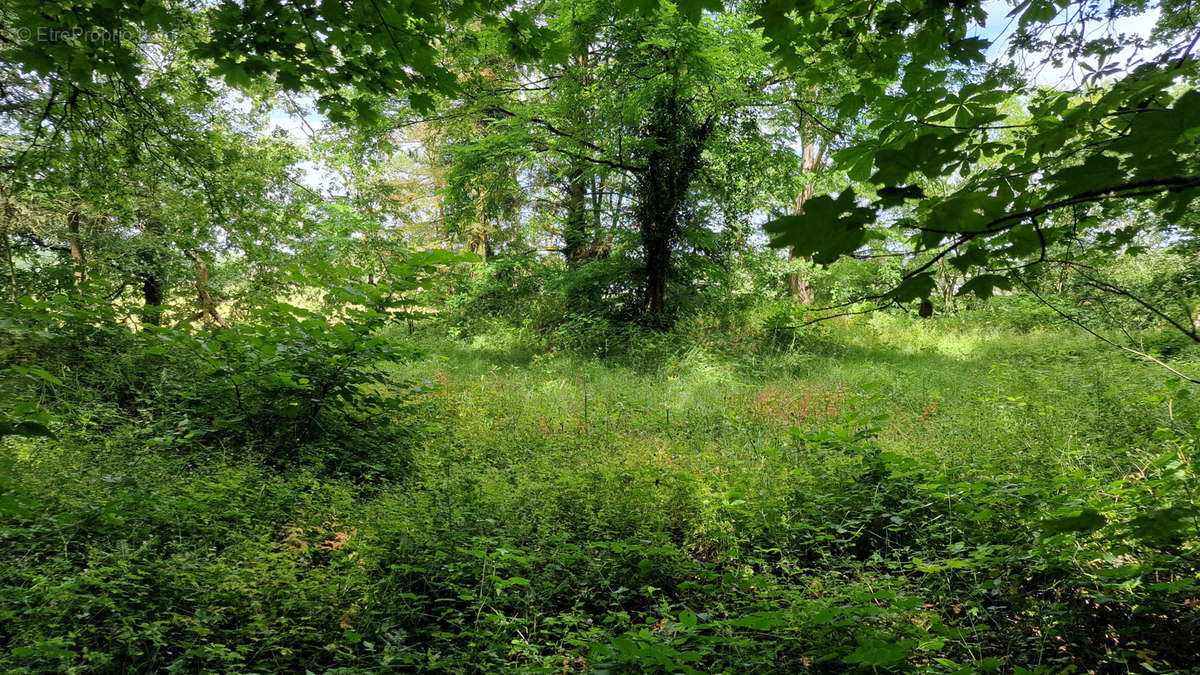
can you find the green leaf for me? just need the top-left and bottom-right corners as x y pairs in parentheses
(948, 246), (988, 272)
(1017, 0), (1058, 28)
(0, 418), (54, 439)
(957, 274), (1013, 300)
(843, 639), (915, 667)
(1044, 156), (1124, 202)
(677, 610), (698, 628)
(676, 0), (724, 22)
(876, 184), (927, 207)
(765, 191), (876, 264)
(887, 273), (936, 302)
(1040, 508), (1106, 535)
(10, 366), (64, 386)
(1128, 507), (1191, 544)
(925, 192), (1007, 233)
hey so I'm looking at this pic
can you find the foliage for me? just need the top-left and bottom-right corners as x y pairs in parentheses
(3, 0), (1200, 672)
(2, 251), (470, 479)
(764, 0), (1200, 352)
(5, 318), (1198, 672)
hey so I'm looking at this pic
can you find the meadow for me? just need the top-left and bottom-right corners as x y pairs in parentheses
(3, 313), (1197, 673)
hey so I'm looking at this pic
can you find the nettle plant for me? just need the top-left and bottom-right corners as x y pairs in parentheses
(0, 366), (58, 441)
(2, 251), (473, 478)
(142, 251), (472, 477)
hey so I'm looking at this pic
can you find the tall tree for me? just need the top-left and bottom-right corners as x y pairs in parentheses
(432, 0), (794, 319)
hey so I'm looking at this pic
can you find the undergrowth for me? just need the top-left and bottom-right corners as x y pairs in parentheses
(2, 314), (1199, 673)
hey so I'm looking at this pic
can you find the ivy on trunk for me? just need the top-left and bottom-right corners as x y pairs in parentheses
(634, 95), (713, 319)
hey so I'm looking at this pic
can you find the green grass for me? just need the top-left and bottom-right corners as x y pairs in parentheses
(3, 314), (1198, 673)
(406, 314), (1180, 475)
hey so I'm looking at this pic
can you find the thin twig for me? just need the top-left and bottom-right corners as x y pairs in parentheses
(1016, 275), (1199, 385)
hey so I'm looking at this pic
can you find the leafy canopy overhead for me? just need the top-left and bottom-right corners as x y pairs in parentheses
(763, 0), (1200, 312)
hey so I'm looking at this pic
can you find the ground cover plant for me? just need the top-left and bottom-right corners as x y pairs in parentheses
(2, 0), (1199, 671)
(3, 313), (1199, 672)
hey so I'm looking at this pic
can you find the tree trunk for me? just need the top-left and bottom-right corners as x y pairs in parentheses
(468, 226), (490, 262)
(138, 219), (167, 326)
(563, 166), (588, 266)
(786, 136), (822, 302)
(786, 178), (817, 305)
(142, 273), (165, 325)
(939, 266), (957, 310)
(644, 229), (670, 316)
(591, 173), (603, 235)
(66, 210), (86, 288)
(1, 193), (16, 303)
(185, 249), (228, 328)
(786, 258), (815, 305)
(563, 43), (601, 268)
(634, 95), (712, 320)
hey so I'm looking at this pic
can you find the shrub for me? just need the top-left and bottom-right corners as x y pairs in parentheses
(2, 253), (471, 478)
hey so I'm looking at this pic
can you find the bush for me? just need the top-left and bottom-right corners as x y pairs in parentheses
(142, 301), (420, 478)
(2, 253), (470, 479)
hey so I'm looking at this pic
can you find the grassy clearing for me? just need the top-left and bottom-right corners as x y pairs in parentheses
(409, 315), (1177, 475)
(2, 315), (1198, 673)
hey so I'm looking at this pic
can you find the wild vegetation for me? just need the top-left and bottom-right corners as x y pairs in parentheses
(2, 0), (1199, 672)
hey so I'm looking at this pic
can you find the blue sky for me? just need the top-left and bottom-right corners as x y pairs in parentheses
(972, 0), (1163, 86)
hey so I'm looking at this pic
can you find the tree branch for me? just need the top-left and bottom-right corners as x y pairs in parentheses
(1016, 275), (1200, 385)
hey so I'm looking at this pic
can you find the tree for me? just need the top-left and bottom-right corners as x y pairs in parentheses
(431, 0), (799, 319)
(1, 29), (309, 327)
(764, 0), (1200, 366)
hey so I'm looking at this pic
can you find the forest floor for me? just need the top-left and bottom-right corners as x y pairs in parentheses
(3, 315), (1198, 673)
